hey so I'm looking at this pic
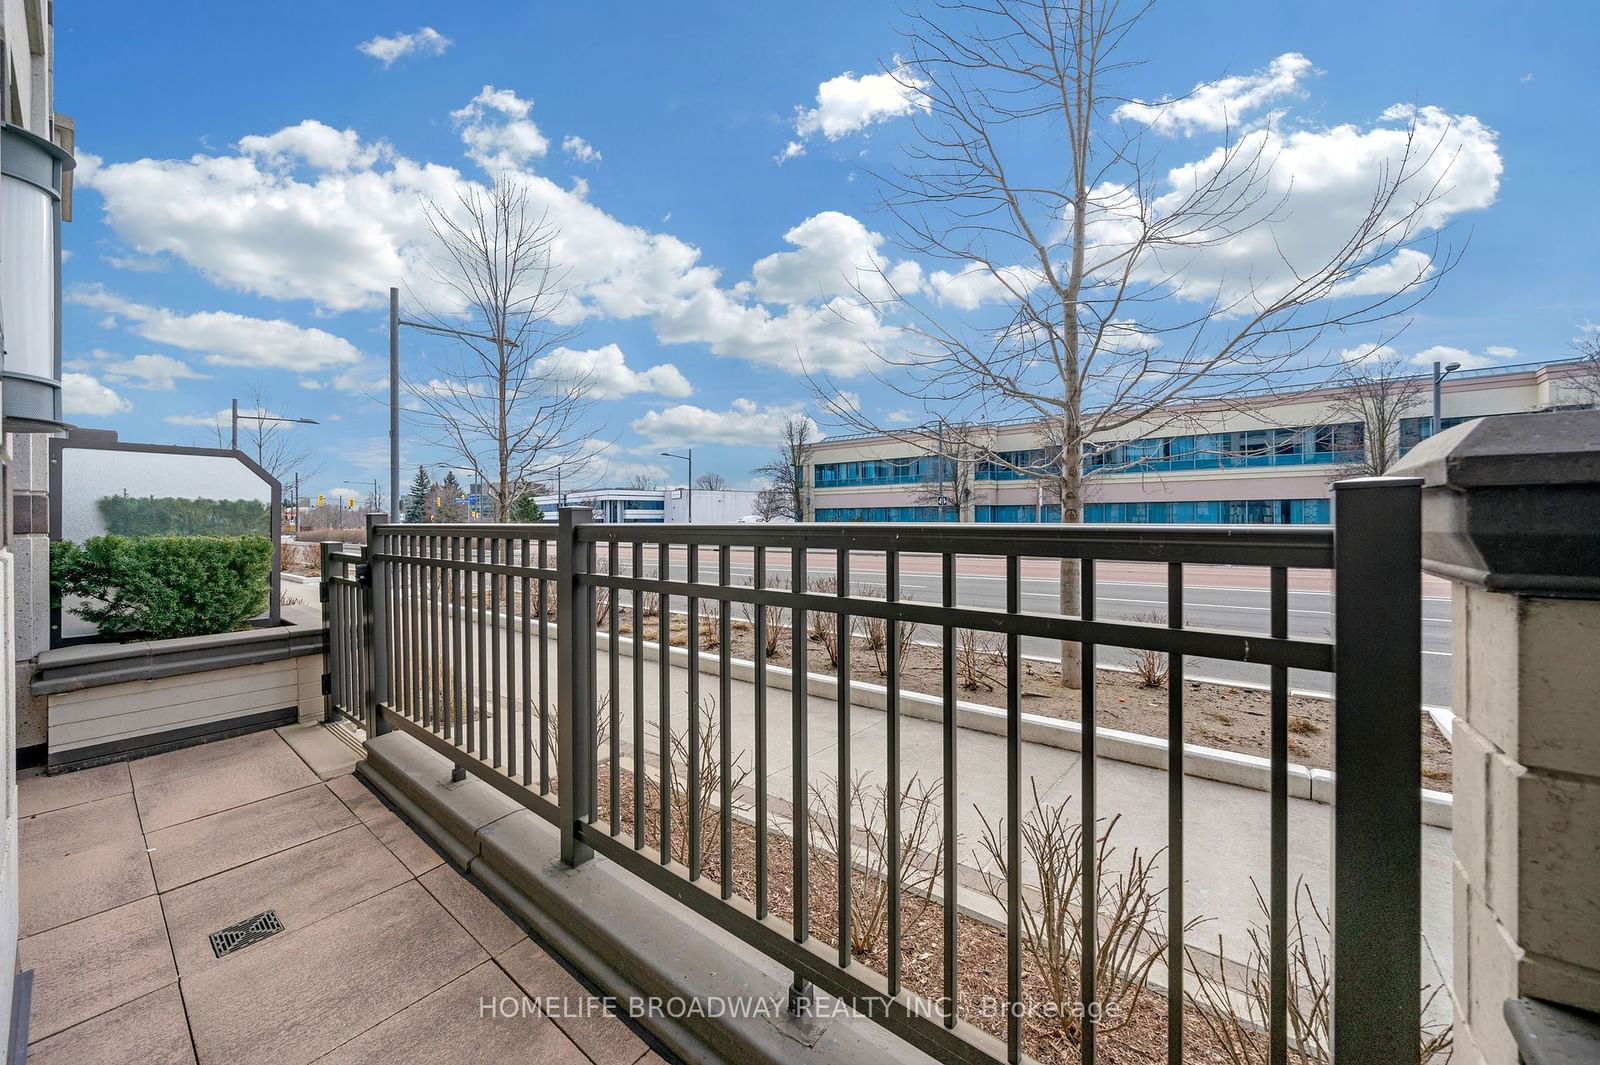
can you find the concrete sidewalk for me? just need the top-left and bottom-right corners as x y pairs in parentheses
(449, 629), (1454, 1015)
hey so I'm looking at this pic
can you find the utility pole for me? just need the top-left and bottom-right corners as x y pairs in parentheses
(388, 288), (401, 521)
(230, 398), (239, 450)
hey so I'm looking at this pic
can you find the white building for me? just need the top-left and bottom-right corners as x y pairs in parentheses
(2, 0), (69, 1053)
(805, 359), (1594, 525)
(528, 486), (773, 524)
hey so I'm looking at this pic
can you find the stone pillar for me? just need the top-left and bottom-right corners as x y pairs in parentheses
(1392, 409), (1600, 1065)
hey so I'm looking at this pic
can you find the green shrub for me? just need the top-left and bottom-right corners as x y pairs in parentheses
(96, 495), (271, 537)
(51, 535), (274, 640)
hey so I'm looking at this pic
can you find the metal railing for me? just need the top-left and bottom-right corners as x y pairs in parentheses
(325, 478), (1424, 1065)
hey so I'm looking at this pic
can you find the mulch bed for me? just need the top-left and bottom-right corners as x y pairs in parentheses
(591, 762), (1248, 1064)
(616, 607), (1453, 792)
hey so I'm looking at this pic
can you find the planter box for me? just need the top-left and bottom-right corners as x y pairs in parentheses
(32, 619), (327, 772)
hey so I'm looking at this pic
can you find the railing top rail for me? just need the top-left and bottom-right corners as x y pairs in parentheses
(371, 519), (1334, 567)
(584, 521), (1334, 568)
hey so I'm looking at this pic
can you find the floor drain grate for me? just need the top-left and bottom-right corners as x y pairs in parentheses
(210, 911), (284, 958)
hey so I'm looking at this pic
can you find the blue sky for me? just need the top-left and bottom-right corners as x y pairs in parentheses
(54, 1), (1599, 502)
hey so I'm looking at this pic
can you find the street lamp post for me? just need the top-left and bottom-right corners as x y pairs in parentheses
(1432, 359), (1463, 437)
(661, 449), (693, 521)
(387, 286), (519, 523)
(230, 399), (318, 455)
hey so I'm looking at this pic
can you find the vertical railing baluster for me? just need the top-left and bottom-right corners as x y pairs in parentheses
(1168, 561), (1186, 1065)
(406, 534), (417, 721)
(1081, 556), (1098, 1065)
(505, 537), (519, 778)
(395, 532), (408, 720)
(452, 536), (464, 748)
(633, 539), (646, 850)
(588, 543), (600, 826)
(1330, 476), (1422, 1062)
(659, 539), (672, 865)
(491, 537), (502, 768)
(719, 544), (733, 898)
(538, 538), (550, 793)
(365, 517), (388, 736)
(610, 539), (622, 836)
(433, 534), (443, 732)
(790, 544), (811, 1010)
(687, 542), (701, 880)
(886, 548), (902, 996)
(521, 537), (533, 786)
(754, 544), (769, 918)
(836, 548), (852, 968)
(421, 535), (433, 731)
(478, 536), (490, 759)
(1006, 553), (1022, 1064)
(942, 551), (957, 1028)
(557, 507), (595, 866)
(1270, 564), (1289, 1065)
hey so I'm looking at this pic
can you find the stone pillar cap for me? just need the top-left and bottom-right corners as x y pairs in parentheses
(1390, 409), (1600, 598)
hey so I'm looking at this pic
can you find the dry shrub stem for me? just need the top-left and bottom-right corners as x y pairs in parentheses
(1184, 878), (1453, 1064)
(808, 771), (944, 958)
(975, 780), (1176, 1047)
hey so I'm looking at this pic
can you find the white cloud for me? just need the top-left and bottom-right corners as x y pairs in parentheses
(239, 120), (389, 171)
(69, 285), (362, 371)
(166, 404), (310, 431)
(1409, 344), (1509, 371)
(453, 86), (549, 171)
(1114, 53), (1315, 136)
(927, 263), (1043, 311)
(1086, 104), (1501, 313)
(357, 27), (451, 67)
(97, 352), (209, 391)
(534, 343), (693, 400)
(601, 460), (671, 486)
(1337, 342), (1519, 371)
(76, 92), (906, 376)
(791, 61), (928, 144)
(748, 212), (921, 304)
(631, 399), (818, 447)
(561, 135), (601, 164)
(62, 373), (131, 416)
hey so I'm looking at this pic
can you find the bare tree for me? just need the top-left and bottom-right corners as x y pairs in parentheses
(752, 486), (790, 522)
(624, 473), (658, 489)
(904, 418), (985, 520)
(751, 416), (816, 520)
(694, 471), (732, 491)
(213, 385), (322, 486)
(1325, 353), (1425, 475)
(1567, 334), (1600, 406)
(819, 0), (1463, 684)
(405, 180), (600, 521)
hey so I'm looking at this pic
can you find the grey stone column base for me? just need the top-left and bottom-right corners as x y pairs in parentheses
(357, 732), (937, 1065)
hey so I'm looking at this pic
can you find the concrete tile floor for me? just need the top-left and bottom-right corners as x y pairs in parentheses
(17, 726), (672, 1065)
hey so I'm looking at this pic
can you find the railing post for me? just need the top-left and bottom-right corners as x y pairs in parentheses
(1330, 476), (1423, 1062)
(366, 512), (391, 737)
(557, 506), (595, 866)
(319, 541), (337, 725)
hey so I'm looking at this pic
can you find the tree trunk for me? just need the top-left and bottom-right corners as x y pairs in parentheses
(1058, 461), (1084, 690)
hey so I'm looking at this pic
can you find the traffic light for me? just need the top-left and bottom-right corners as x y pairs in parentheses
(316, 493), (325, 507)
(347, 496), (356, 510)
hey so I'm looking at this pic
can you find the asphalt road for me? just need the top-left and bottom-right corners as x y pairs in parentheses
(636, 548), (1455, 709)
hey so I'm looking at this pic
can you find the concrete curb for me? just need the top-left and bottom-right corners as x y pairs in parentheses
(595, 628), (1453, 830)
(359, 732), (941, 1065)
